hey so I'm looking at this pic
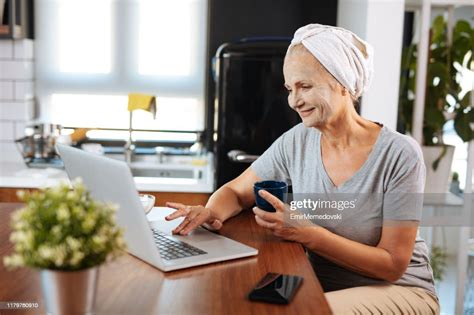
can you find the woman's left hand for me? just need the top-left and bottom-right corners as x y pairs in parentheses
(253, 190), (313, 242)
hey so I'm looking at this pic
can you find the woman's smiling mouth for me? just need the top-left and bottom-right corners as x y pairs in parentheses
(298, 108), (315, 117)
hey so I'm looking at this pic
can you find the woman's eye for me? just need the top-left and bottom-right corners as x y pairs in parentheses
(302, 85), (311, 90)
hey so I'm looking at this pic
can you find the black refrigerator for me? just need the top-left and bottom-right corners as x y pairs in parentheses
(211, 40), (301, 188)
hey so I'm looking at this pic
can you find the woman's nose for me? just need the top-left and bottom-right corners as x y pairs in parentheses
(288, 93), (304, 109)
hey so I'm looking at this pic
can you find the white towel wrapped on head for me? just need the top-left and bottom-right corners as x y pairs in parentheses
(289, 24), (374, 99)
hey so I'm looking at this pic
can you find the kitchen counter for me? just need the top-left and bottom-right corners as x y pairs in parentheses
(0, 156), (215, 193)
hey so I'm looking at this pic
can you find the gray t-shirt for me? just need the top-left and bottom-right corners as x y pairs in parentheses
(251, 123), (436, 294)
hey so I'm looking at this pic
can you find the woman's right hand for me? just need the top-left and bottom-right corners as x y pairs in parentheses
(165, 202), (223, 235)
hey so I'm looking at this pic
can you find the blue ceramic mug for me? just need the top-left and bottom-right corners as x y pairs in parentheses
(253, 180), (288, 212)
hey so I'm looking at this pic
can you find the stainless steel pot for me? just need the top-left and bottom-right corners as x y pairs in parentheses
(25, 123), (61, 138)
(15, 123), (62, 160)
(40, 267), (99, 315)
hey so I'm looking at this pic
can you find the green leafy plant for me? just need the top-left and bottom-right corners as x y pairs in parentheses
(398, 15), (473, 149)
(430, 245), (448, 282)
(4, 179), (127, 271)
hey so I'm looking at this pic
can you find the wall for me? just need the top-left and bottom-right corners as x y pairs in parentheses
(1, 1), (340, 156)
(0, 39), (35, 162)
(337, 0), (404, 130)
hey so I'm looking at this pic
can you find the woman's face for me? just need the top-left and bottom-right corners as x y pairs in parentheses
(283, 48), (345, 128)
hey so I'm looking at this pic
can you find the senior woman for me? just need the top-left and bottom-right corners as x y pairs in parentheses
(165, 24), (439, 314)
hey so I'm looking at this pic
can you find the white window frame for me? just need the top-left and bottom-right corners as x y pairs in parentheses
(35, 0), (209, 136)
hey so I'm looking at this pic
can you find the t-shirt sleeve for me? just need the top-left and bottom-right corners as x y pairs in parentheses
(250, 131), (292, 185)
(383, 154), (426, 222)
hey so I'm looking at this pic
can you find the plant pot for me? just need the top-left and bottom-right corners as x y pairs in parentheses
(40, 267), (99, 315)
(422, 145), (455, 193)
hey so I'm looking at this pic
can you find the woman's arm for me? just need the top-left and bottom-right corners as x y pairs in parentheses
(299, 223), (418, 282)
(254, 190), (418, 282)
(166, 167), (261, 234)
(205, 167), (261, 222)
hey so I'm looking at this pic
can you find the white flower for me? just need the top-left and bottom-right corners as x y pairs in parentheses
(10, 230), (31, 244)
(57, 204), (70, 221)
(49, 186), (64, 199)
(69, 251), (85, 266)
(13, 219), (28, 230)
(4, 254), (24, 267)
(116, 236), (126, 249)
(92, 235), (106, 246)
(51, 225), (61, 236)
(13, 231), (34, 251)
(11, 209), (24, 222)
(38, 245), (55, 260)
(82, 214), (96, 232)
(66, 191), (77, 201)
(72, 206), (85, 218)
(16, 190), (26, 200)
(65, 237), (81, 251)
(72, 177), (83, 186)
(107, 203), (119, 213)
(53, 245), (67, 267)
(92, 235), (107, 253)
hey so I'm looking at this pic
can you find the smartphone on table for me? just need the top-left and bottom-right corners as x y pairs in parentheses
(247, 272), (303, 304)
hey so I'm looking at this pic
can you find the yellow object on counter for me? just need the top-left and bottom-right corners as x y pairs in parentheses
(127, 93), (157, 118)
(70, 128), (90, 143)
(191, 158), (208, 166)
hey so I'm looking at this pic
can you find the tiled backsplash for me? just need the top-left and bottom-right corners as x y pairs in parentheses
(0, 39), (35, 163)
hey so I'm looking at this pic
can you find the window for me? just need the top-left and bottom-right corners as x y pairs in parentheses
(36, 0), (208, 140)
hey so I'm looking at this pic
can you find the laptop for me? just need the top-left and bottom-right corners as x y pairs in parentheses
(56, 144), (258, 272)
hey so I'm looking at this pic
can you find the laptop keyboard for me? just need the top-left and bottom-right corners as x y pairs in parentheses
(151, 229), (207, 260)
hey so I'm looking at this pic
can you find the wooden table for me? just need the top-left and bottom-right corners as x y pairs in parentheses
(0, 203), (331, 315)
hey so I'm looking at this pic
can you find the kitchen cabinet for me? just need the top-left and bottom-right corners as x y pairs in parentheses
(138, 191), (210, 207)
(0, 187), (34, 202)
(0, 188), (210, 206)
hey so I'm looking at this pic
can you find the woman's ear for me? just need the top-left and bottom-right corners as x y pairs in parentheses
(341, 87), (347, 96)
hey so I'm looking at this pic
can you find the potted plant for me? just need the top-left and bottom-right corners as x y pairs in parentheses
(398, 15), (473, 193)
(430, 245), (448, 283)
(399, 15), (473, 283)
(4, 179), (127, 315)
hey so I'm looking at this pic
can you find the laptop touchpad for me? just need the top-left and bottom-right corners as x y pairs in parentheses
(147, 207), (182, 233)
